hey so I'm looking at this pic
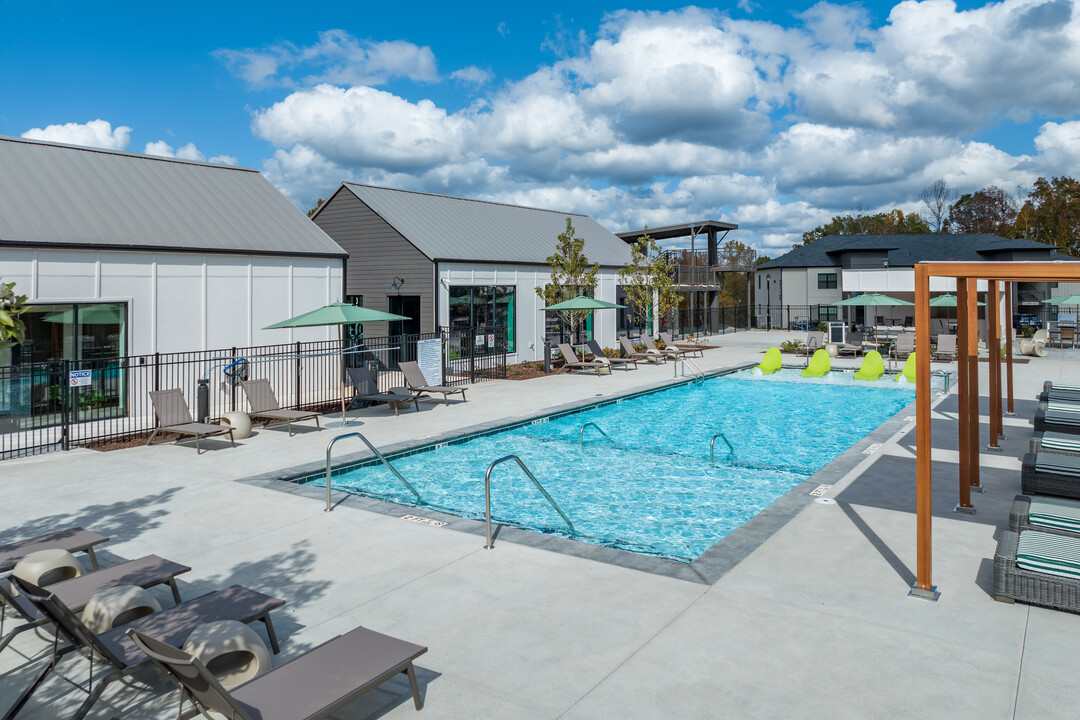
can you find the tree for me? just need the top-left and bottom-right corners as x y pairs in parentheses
(0, 279), (29, 348)
(948, 186), (1018, 236)
(617, 232), (679, 334)
(307, 198), (325, 218)
(799, 209), (931, 247)
(536, 218), (599, 347)
(920, 178), (956, 233)
(714, 239), (756, 306)
(1023, 176), (1080, 256)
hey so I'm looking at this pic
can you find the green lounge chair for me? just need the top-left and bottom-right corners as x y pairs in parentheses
(854, 351), (884, 381)
(754, 347), (781, 375)
(801, 348), (830, 378)
(895, 352), (917, 384)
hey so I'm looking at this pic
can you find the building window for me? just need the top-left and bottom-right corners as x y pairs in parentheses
(819, 306), (838, 322)
(757, 274), (761, 289)
(448, 286), (516, 352)
(818, 273), (837, 289)
(14, 303), (127, 364)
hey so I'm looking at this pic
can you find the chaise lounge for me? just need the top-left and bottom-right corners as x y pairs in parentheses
(399, 361), (467, 404)
(994, 529), (1080, 612)
(346, 367), (419, 416)
(148, 389), (235, 453)
(586, 340), (637, 371)
(1038, 380), (1080, 403)
(1034, 400), (1080, 434)
(643, 335), (688, 360)
(932, 333), (957, 361)
(1009, 494), (1080, 538)
(0, 528), (108, 575)
(557, 343), (610, 374)
(619, 336), (662, 364)
(1021, 451), (1080, 499)
(659, 332), (704, 358)
(1030, 432), (1080, 456)
(240, 379), (322, 436)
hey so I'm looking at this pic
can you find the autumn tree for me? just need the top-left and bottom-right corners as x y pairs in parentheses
(1022, 176), (1080, 256)
(307, 198), (325, 218)
(617, 232), (678, 335)
(0, 279), (29, 348)
(537, 218), (599, 346)
(948, 186), (1018, 236)
(920, 178), (956, 233)
(799, 209), (931, 246)
(715, 239), (757, 306)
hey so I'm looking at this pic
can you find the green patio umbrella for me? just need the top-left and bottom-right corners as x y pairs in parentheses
(264, 302), (410, 424)
(42, 305), (125, 325)
(1042, 293), (1080, 306)
(543, 296), (625, 352)
(834, 293), (914, 307)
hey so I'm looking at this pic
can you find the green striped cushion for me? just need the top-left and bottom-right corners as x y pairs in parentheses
(1042, 433), (1080, 453)
(1017, 531), (1080, 579)
(1050, 383), (1080, 393)
(1046, 410), (1080, 427)
(1036, 452), (1080, 477)
(1029, 497), (1080, 532)
(1048, 401), (1080, 414)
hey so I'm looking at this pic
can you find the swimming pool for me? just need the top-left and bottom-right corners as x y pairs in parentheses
(301, 368), (924, 561)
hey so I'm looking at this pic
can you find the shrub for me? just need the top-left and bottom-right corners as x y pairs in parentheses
(779, 339), (805, 353)
(601, 346), (621, 358)
(1021, 325), (1036, 338)
(817, 321), (828, 333)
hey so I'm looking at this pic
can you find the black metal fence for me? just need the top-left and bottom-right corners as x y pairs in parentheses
(0, 327), (506, 460)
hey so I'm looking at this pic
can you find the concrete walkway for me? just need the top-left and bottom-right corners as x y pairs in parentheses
(2, 330), (1079, 719)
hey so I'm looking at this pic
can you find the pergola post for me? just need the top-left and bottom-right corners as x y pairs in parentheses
(966, 278), (982, 492)
(954, 279), (974, 514)
(987, 281), (1003, 451)
(1005, 283), (1015, 416)
(911, 264), (938, 600)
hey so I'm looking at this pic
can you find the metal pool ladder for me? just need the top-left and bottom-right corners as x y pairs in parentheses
(579, 422), (614, 447)
(324, 431), (421, 511)
(709, 433), (735, 465)
(484, 455), (575, 549)
(674, 356), (705, 381)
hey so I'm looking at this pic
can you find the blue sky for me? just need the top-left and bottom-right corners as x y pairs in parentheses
(3, 1), (1078, 254)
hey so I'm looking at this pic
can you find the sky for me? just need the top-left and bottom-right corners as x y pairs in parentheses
(3, 0), (1079, 256)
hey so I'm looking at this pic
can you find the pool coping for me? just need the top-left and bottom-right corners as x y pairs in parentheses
(237, 365), (953, 586)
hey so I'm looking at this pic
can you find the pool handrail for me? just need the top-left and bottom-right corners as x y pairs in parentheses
(324, 431), (421, 511)
(709, 433), (735, 465)
(579, 422), (614, 447)
(484, 455), (575, 548)
(674, 356), (705, 381)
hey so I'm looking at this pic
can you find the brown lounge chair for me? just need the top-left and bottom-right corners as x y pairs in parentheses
(557, 343), (609, 374)
(6, 577), (284, 719)
(0, 554), (190, 654)
(0, 527), (108, 574)
(346, 367), (418, 415)
(619, 336), (662, 364)
(399, 361), (467, 404)
(659, 332), (704, 357)
(586, 340), (637, 371)
(128, 623), (428, 720)
(241, 379), (321, 436)
(642, 335), (688, 360)
(933, 333), (957, 361)
(148, 389), (235, 453)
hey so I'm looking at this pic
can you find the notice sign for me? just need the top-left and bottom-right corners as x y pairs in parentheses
(69, 369), (92, 388)
(416, 338), (442, 387)
(475, 334), (484, 346)
(487, 333), (495, 347)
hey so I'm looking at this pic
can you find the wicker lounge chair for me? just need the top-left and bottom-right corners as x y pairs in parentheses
(1021, 452), (1080, 499)
(1034, 400), (1080, 434)
(240, 379), (321, 436)
(796, 331), (824, 358)
(659, 332), (704, 357)
(557, 343), (610, 374)
(1038, 380), (1080, 403)
(346, 367), (418, 416)
(932, 333), (957, 361)
(586, 340), (637, 371)
(994, 529), (1080, 612)
(6, 578), (284, 719)
(0, 528), (108, 574)
(619, 336), (662, 364)
(1009, 494), (1080, 538)
(0, 554), (190, 655)
(399, 361), (467, 404)
(148, 389), (235, 453)
(1030, 432), (1080, 456)
(128, 623), (428, 719)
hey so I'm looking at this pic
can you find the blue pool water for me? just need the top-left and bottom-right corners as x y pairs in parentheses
(303, 369), (923, 561)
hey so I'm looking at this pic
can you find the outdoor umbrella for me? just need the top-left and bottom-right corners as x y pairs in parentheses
(543, 296), (625, 353)
(835, 293), (915, 343)
(264, 302), (410, 424)
(1043, 293), (1080, 335)
(42, 305), (125, 325)
(927, 293), (984, 334)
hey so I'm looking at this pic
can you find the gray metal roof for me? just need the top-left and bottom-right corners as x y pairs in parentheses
(336, 183), (632, 266)
(0, 135), (345, 257)
(759, 234), (1058, 270)
(616, 220), (738, 242)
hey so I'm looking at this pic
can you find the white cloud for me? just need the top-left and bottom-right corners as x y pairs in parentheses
(144, 141), (238, 165)
(21, 119), (131, 150)
(1032, 120), (1080, 171)
(449, 66), (493, 85)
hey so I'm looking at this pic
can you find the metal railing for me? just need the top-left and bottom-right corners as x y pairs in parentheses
(710, 433), (735, 465)
(483, 455), (575, 549)
(674, 356), (705, 381)
(324, 431), (421, 511)
(579, 422), (614, 447)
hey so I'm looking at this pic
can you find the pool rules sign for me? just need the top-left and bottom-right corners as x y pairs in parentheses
(69, 369), (92, 388)
(416, 338), (442, 386)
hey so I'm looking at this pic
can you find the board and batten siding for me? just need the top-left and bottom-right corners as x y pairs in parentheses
(313, 189), (434, 336)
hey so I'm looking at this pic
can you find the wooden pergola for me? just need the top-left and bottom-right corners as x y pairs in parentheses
(912, 261), (1080, 600)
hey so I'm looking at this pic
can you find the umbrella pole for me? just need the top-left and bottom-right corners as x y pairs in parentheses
(340, 325), (347, 425)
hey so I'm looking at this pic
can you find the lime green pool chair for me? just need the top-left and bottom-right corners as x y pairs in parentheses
(801, 348), (831, 378)
(854, 351), (885, 381)
(754, 347), (782, 375)
(896, 352), (917, 384)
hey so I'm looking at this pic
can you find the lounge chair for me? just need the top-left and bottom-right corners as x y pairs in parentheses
(1021, 451), (1080, 499)
(659, 332), (704, 358)
(1021, 330), (1050, 357)
(557, 343), (609, 374)
(854, 350), (884, 381)
(994, 529), (1080, 611)
(838, 332), (864, 357)
(1009, 494), (1080, 538)
(1030, 432), (1080, 456)
(796, 331), (824, 357)
(619, 336), (662, 364)
(1, 554), (190, 654)
(6, 577), (284, 719)
(398, 361), (467, 404)
(586, 340), (637, 371)
(1062, 326), (1077, 349)
(1034, 400), (1080, 434)
(891, 332), (915, 359)
(643, 335), (687, 359)
(346, 367), (418, 416)
(240, 379), (321, 436)
(148, 389), (235, 453)
(128, 623), (428, 719)
(1039, 381), (1080, 403)
(0, 528), (108, 574)
(932, 334), (957, 361)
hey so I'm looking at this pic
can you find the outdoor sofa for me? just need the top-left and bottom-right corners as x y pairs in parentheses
(399, 361), (467, 404)
(586, 340), (637, 371)
(994, 529), (1080, 613)
(240, 379), (321, 435)
(148, 389), (235, 453)
(1021, 452), (1080, 499)
(1034, 400), (1080, 434)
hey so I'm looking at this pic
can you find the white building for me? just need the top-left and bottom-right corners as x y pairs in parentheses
(311, 183), (633, 362)
(0, 135), (347, 367)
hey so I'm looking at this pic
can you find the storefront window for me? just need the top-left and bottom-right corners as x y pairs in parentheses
(448, 286), (516, 352)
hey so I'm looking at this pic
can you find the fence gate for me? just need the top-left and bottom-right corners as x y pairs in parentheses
(440, 327), (508, 384)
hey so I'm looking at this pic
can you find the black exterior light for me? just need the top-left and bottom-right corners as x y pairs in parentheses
(388, 276), (405, 292)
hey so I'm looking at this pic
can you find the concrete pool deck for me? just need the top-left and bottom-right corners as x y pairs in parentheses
(2, 330), (1079, 718)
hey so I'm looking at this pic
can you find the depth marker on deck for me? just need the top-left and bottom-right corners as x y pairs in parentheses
(402, 515), (446, 527)
(809, 484), (833, 497)
(863, 442), (883, 454)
